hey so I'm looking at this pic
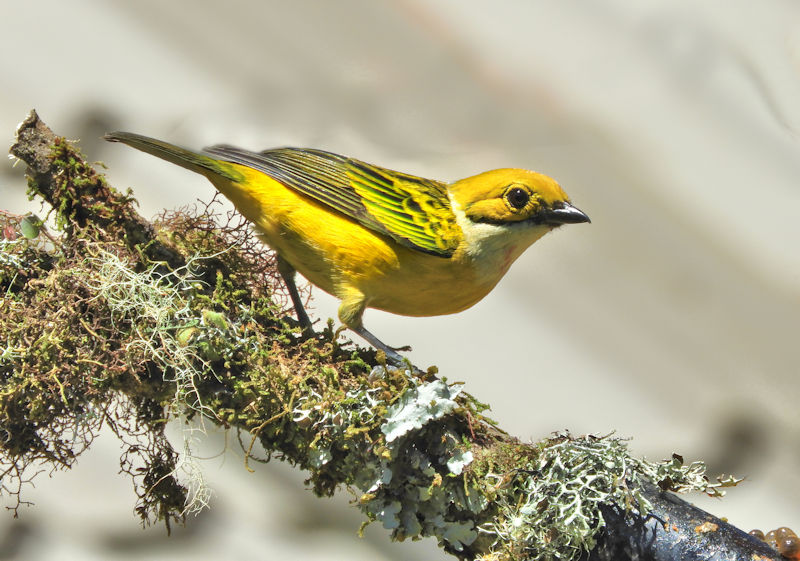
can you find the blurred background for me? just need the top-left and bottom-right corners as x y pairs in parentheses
(1, 1), (799, 559)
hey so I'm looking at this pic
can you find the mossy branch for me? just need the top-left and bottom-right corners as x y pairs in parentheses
(0, 111), (785, 561)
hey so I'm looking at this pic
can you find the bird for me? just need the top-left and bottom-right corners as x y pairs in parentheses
(104, 132), (589, 365)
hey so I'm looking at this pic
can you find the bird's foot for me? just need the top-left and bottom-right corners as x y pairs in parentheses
(377, 347), (408, 368)
(347, 325), (426, 375)
(283, 315), (316, 338)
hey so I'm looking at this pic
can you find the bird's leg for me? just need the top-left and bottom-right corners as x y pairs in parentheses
(276, 255), (312, 332)
(338, 290), (413, 367)
(349, 324), (408, 366)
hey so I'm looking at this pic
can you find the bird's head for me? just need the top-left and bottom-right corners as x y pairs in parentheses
(448, 168), (589, 265)
(449, 168), (589, 228)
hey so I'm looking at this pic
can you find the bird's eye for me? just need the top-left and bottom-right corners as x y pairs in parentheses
(505, 186), (530, 210)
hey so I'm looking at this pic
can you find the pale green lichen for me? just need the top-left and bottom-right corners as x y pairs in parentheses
(0, 239), (25, 268)
(283, 365), (485, 552)
(352, 375), (483, 552)
(447, 449), (474, 476)
(475, 433), (738, 561)
(382, 378), (463, 442)
(0, 335), (24, 364)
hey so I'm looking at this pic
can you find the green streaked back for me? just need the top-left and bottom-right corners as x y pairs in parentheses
(203, 144), (462, 257)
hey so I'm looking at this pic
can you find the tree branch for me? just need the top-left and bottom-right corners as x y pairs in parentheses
(0, 110), (785, 561)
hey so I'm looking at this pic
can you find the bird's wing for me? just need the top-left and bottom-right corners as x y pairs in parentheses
(203, 145), (462, 257)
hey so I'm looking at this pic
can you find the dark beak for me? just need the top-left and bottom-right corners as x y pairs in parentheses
(545, 202), (590, 225)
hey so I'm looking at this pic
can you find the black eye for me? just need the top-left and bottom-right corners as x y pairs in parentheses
(506, 186), (530, 210)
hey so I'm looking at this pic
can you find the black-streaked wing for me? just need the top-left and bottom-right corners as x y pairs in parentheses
(203, 145), (461, 257)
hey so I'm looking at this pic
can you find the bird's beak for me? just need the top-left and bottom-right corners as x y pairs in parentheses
(545, 202), (590, 225)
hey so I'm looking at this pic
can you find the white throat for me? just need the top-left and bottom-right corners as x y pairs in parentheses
(449, 194), (551, 278)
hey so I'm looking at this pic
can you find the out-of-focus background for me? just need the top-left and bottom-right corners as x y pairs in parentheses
(1, 1), (799, 559)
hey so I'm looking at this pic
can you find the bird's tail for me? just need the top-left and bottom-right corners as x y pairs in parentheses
(103, 131), (242, 181)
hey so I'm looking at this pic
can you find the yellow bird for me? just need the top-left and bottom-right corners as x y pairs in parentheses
(104, 132), (589, 364)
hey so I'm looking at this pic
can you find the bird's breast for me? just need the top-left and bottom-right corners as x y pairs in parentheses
(210, 166), (520, 318)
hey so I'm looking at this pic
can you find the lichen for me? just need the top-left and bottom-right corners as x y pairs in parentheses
(471, 433), (741, 561)
(347, 372), (486, 551)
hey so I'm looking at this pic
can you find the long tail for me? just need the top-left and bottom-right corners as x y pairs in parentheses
(103, 131), (242, 181)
